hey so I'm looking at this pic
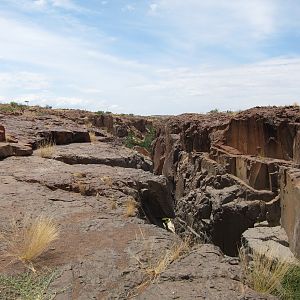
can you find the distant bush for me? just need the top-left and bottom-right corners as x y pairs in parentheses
(95, 111), (105, 115)
(0, 101), (26, 113)
(125, 126), (156, 152)
(208, 108), (219, 114)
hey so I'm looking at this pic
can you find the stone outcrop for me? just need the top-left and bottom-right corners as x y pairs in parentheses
(53, 143), (152, 171)
(280, 168), (300, 258)
(0, 124), (5, 142)
(152, 106), (300, 256)
(0, 104), (299, 299)
(242, 222), (299, 265)
(0, 142), (33, 159)
(137, 244), (275, 299)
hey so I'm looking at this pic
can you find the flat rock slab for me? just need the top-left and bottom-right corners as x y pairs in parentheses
(242, 222), (299, 265)
(0, 173), (178, 299)
(0, 155), (174, 221)
(51, 142), (152, 171)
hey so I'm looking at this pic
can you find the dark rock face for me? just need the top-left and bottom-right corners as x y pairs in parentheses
(0, 125), (5, 142)
(38, 128), (91, 145)
(0, 142), (33, 159)
(280, 168), (300, 258)
(152, 107), (300, 256)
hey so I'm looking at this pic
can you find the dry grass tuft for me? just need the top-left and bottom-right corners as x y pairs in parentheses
(36, 140), (55, 158)
(72, 172), (86, 178)
(100, 176), (113, 187)
(239, 247), (293, 297)
(89, 131), (97, 143)
(76, 181), (87, 195)
(125, 198), (139, 217)
(128, 237), (190, 298)
(145, 238), (190, 280)
(0, 217), (59, 265)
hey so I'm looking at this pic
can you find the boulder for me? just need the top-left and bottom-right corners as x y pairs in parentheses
(0, 142), (32, 159)
(242, 222), (299, 265)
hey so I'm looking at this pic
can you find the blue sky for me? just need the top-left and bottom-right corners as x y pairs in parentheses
(0, 0), (300, 115)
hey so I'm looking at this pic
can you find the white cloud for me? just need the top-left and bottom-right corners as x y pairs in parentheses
(148, 0), (278, 51)
(0, 72), (50, 90)
(0, 1), (299, 115)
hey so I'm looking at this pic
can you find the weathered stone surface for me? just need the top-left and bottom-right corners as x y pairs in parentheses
(0, 174), (178, 299)
(242, 222), (299, 265)
(52, 142), (152, 171)
(173, 152), (273, 255)
(137, 244), (275, 300)
(0, 105), (292, 299)
(152, 106), (300, 256)
(281, 167), (300, 258)
(0, 124), (5, 142)
(0, 142), (33, 159)
(0, 155), (174, 226)
(0, 143), (13, 158)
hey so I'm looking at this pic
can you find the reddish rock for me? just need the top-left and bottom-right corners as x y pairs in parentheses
(281, 167), (300, 258)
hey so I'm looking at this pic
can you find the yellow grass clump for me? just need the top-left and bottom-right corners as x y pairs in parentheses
(128, 237), (190, 298)
(239, 247), (292, 297)
(36, 140), (55, 158)
(100, 176), (113, 187)
(1, 217), (59, 265)
(125, 198), (139, 217)
(145, 238), (190, 280)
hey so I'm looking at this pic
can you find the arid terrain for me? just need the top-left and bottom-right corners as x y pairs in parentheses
(0, 103), (299, 299)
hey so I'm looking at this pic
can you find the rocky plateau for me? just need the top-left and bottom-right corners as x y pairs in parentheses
(0, 104), (299, 299)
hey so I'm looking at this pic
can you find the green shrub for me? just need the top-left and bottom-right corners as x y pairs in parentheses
(0, 269), (58, 300)
(281, 266), (300, 299)
(124, 126), (156, 152)
(0, 102), (26, 112)
(95, 110), (105, 115)
(208, 108), (219, 114)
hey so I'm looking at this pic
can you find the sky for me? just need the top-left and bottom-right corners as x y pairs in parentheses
(0, 0), (300, 115)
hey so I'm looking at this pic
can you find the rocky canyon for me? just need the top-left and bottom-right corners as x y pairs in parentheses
(0, 103), (299, 299)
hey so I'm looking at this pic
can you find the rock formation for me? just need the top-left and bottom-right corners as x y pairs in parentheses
(0, 104), (299, 299)
(152, 106), (300, 257)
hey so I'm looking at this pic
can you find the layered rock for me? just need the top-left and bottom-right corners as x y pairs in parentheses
(280, 168), (300, 258)
(242, 222), (299, 265)
(153, 106), (300, 256)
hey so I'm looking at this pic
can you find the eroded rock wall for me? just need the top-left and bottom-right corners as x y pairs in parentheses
(280, 168), (300, 258)
(153, 106), (300, 256)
